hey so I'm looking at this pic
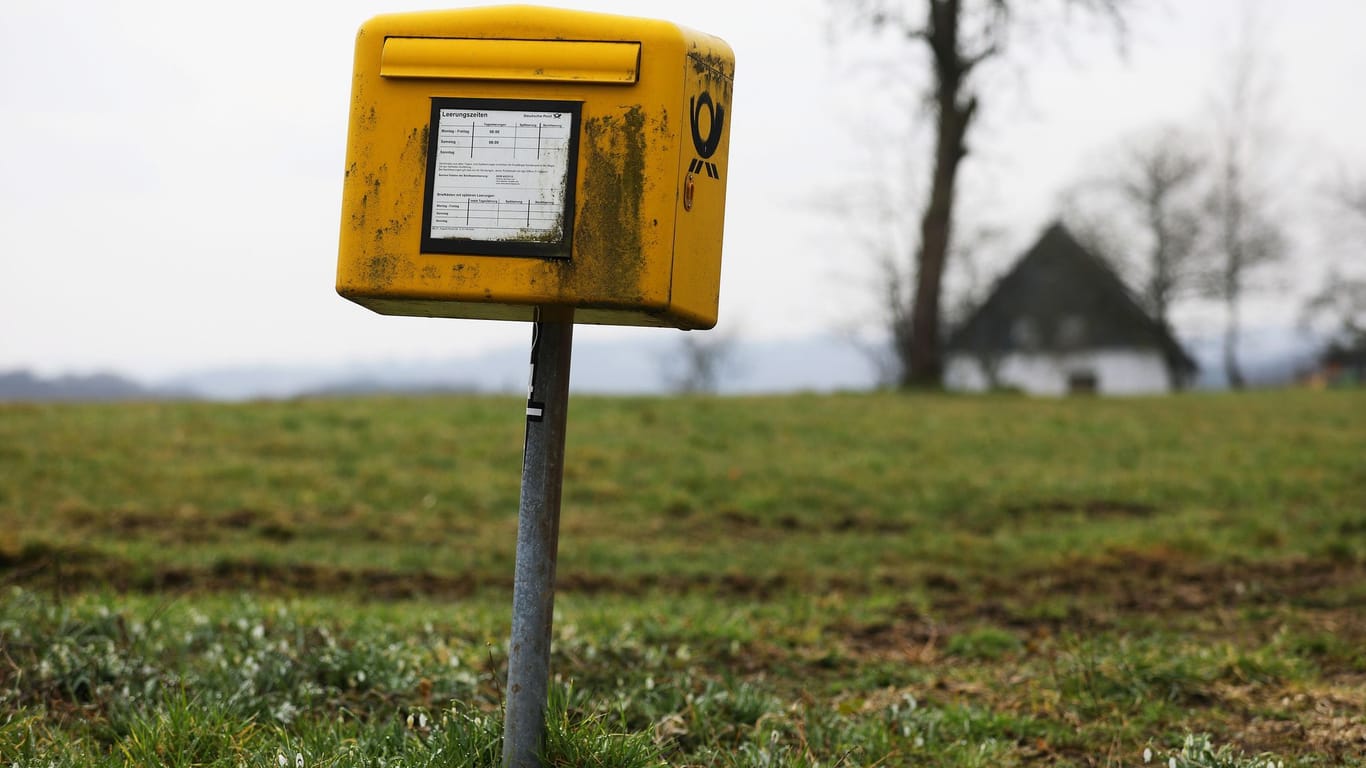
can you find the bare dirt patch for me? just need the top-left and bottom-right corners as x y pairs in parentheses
(843, 552), (1366, 654)
(3, 539), (1362, 626)
(1231, 678), (1366, 761)
(1003, 498), (1158, 520)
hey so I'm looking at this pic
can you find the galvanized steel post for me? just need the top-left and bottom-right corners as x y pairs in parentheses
(503, 316), (574, 768)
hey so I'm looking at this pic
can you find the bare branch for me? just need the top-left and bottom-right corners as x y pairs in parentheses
(1059, 123), (1207, 334)
(834, 0), (924, 40)
(1334, 174), (1366, 223)
(1301, 269), (1366, 352)
(1070, 0), (1130, 42)
(659, 327), (744, 395)
(960, 42), (1000, 74)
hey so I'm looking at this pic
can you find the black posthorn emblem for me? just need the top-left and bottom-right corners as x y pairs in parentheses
(690, 92), (724, 158)
(689, 92), (724, 181)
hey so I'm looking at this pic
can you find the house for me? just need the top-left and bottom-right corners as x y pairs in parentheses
(944, 223), (1197, 396)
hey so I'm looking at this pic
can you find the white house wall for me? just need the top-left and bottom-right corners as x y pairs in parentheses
(944, 349), (1174, 396)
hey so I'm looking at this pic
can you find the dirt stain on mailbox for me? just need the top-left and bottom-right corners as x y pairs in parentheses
(571, 106), (649, 305)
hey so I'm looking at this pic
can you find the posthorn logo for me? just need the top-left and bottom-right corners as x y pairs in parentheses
(688, 92), (724, 180)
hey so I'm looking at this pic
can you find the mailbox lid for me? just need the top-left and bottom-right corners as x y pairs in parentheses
(357, 5), (688, 53)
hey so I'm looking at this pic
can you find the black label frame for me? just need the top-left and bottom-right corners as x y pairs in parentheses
(420, 97), (582, 259)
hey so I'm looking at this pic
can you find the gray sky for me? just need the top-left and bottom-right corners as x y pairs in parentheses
(2, 0), (1362, 379)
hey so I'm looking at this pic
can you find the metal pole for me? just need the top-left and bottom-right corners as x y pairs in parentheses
(503, 312), (574, 768)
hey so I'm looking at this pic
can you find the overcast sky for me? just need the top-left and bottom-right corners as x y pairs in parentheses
(2, 0), (1362, 379)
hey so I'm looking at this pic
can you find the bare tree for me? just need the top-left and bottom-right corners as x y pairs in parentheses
(1060, 127), (1206, 387)
(1204, 7), (1287, 390)
(836, 0), (1127, 388)
(660, 328), (742, 395)
(1301, 270), (1366, 353)
(1334, 174), (1366, 221)
(1301, 173), (1366, 355)
(841, 187), (1004, 388)
(850, 156), (920, 389)
(1118, 133), (1206, 326)
(942, 224), (1009, 388)
(1065, 127), (1206, 321)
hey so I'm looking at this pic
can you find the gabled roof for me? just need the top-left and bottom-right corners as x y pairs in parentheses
(947, 223), (1197, 374)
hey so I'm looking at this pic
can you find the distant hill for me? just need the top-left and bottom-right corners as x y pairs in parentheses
(297, 378), (481, 399)
(1184, 326), (1322, 390)
(159, 334), (880, 401)
(0, 370), (196, 403)
(1, 327), (1323, 403)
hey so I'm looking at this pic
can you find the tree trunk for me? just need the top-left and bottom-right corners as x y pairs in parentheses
(1156, 322), (1186, 392)
(1219, 158), (1247, 391)
(902, 0), (974, 389)
(906, 115), (967, 387)
(1223, 290), (1245, 390)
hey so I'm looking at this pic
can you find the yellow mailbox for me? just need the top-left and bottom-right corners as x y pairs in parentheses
(336, 5), (735, 330)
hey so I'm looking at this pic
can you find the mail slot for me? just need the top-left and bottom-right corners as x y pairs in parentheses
(336, 5), (736, 330)
(380, 38), (641, 83)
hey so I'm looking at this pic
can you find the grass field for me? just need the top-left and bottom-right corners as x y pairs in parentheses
(1, 390), (1363, 766)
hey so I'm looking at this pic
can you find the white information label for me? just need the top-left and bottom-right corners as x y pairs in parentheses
(429, 108), (574, 243)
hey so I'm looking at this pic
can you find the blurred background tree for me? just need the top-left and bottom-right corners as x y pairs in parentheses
(834, 0), (1129, 388)
(1202, 3), (1288, 390)
(1061, 126), (1207, 388)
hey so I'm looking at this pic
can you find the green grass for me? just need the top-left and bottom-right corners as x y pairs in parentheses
(1, 389), (1363, 765)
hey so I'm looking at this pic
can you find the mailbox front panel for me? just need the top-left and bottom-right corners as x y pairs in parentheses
(336, 6), (734, 329)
